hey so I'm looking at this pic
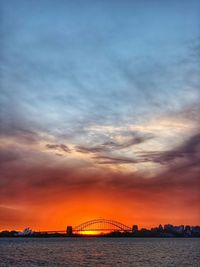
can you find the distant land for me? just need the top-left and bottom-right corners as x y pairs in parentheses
(1, 224), (200, 238)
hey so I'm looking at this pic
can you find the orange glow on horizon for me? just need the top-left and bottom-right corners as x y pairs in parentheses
(79, 230), (104, 235)
(1, 187), (200, 232)
(1, 162), (199, 232)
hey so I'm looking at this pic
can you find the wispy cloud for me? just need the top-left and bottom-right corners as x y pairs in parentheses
(76, 131), (153, 154)
(46, 143), (71, 153)
(137, 132), (200, 166)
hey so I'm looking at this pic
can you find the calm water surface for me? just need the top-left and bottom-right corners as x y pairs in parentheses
(0, 238), (199, 267)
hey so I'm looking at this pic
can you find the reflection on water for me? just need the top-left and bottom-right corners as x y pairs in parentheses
(0, 238), (199, 266)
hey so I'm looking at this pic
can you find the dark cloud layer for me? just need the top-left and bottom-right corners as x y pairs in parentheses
(0, 131), (200, 204)
(0, 160), (199, 221)
(137, 132), (200, 168)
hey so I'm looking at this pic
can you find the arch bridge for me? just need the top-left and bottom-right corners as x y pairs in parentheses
(71, 218), (132, 234)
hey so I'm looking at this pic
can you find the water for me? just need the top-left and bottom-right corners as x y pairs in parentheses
(0, 238), (199, 267)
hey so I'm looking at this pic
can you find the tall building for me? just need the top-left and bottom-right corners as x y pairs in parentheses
(132, 225), (138, 232)
(164, 224), (174, 231)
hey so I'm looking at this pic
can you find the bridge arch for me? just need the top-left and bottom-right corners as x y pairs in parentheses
(73, 218), (131, 232)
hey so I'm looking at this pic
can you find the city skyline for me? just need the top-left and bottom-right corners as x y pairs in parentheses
(0, 0), (200, 231)
(1, 220), (200, 233)
(1, 220), (200, 238)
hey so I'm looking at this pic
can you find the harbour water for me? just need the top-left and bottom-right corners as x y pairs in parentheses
(0, 237), (199, 266)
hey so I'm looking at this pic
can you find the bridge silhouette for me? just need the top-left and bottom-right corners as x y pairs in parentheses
(44, 219), (134, 235)
(67, 218), (132, 235)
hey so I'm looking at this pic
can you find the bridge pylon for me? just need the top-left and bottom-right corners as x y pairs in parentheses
(66, 226), (73, 236)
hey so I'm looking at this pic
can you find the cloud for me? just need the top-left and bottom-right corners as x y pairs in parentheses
(0, 149), (20, 166)
(0, 152), (199, 209)
(137, 132), (200, 166)
(92, 155), (138, 165)
(0, 125), (39, 144)
(46, 143), (71, 153)
(76, 145), (104, 154)
(76, 131), (153, 154)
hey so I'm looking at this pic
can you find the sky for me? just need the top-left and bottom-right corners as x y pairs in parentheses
(0, 0), (200, 231)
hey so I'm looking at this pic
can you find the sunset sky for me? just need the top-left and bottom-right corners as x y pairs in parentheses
(0, 0), (200, 231)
